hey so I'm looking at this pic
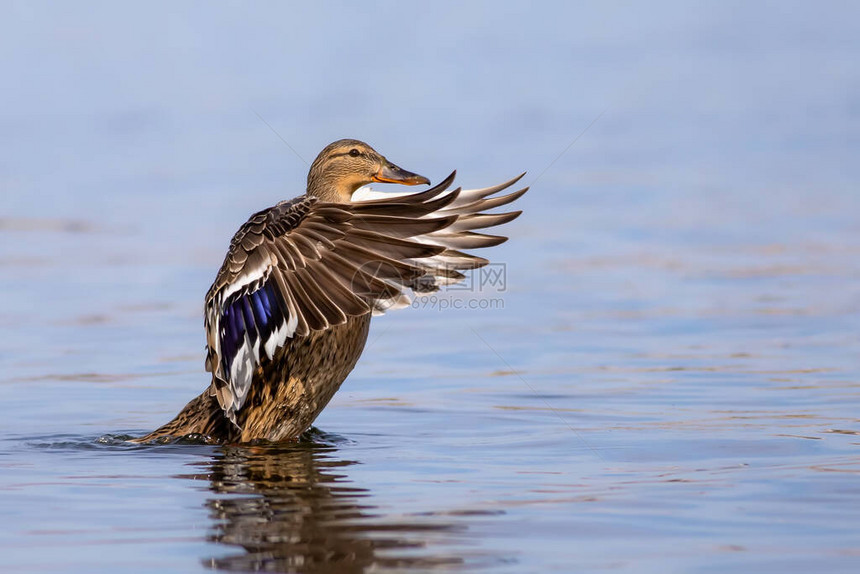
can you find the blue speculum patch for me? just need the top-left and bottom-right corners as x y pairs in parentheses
(220, 281), (285, 375)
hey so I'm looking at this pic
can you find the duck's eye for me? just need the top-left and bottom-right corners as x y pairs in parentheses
(349, 148), (361, 157)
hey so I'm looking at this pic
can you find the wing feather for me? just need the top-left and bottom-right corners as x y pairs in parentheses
(204, 173), (528, 424)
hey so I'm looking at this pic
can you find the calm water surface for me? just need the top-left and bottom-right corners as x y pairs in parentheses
(2, 3), (860, 573)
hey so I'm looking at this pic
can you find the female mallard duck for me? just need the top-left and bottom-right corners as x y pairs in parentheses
(137, 139), (527, 443)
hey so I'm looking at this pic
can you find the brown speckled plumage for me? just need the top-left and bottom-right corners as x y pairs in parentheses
(135, 139), (526, 444)
(140, 315), (369, 442)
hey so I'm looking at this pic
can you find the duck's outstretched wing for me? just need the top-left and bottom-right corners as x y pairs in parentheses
(205, 172), (528, 422)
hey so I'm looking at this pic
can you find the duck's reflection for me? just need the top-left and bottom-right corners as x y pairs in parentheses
(182, 432), (464, 573)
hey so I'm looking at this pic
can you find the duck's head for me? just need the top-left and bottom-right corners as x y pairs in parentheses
(306, 139), (430, 202)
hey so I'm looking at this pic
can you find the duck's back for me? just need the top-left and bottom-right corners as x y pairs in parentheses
(134, 313), (368, 443)
(231, 313), (371, 441)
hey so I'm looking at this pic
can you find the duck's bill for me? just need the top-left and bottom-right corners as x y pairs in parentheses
(372, 163), (430, 186)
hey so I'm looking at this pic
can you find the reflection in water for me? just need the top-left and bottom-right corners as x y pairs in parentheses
(178, 433), (468, 573)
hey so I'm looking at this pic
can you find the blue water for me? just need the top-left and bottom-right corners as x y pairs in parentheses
(2, 2), (860, 572)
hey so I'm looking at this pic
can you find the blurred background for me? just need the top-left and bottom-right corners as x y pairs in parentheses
(1, 2), (859, 573)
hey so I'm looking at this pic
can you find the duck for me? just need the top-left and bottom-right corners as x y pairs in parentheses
(136, 139), (527, 443)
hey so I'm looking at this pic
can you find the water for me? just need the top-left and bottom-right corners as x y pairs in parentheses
(2, 2), (860, 572)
